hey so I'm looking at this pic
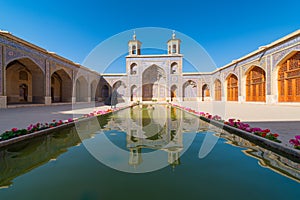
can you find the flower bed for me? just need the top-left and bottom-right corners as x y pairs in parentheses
(0, 106), (127, 142)
(170, 103), (282, 143)
(289, 135), (300, 150)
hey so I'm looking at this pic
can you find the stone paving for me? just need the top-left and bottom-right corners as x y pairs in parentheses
(0, 102), (114, 133)
(179, 101), (300, 146)
(0, 102), (299, 147)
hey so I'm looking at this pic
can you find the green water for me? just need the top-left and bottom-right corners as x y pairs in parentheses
(0, 105), (299, 200)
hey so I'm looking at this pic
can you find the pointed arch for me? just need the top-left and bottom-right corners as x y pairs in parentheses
(226, 74), (238, 101)
(51, 69), (72, 102)
(142, 65), (166, 101)
(183, 80), (197, 101)
(171, 62), (178, 74)
(131, 85), (137, 101)
(214, 79), (222, 101)
(202, 84), (210, 101)
(75, 76), (88, 102)
(130, 63), (137, 75)
(171, 85), (177, 101)
(90, 79), (99, 102)
(6, 58), (44, 104)
(246, 66), (266, 102)
(277, 51), (300, 102)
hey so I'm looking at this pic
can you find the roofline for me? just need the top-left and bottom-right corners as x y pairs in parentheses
(0, 30), (95, 72)
(217, 29), (300, 71)
(2, 29), (300, 77)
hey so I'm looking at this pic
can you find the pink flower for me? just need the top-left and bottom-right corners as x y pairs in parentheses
(289, 139), (300, 146)
(245, 127), (252, 132)
(295, 135), (300, 140)
(68, 118), (73, 122)
(252, 127), (262, 132)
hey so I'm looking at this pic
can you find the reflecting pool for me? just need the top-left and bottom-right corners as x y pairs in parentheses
(0, 105), (299, 200)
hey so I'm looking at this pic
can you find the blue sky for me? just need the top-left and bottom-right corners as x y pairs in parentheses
(1, 0), (300, 72)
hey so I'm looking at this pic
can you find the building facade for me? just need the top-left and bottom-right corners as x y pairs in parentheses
(0, 30), (300, 108)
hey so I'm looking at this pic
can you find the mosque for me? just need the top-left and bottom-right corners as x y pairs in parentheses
(0, 29), (300, 108)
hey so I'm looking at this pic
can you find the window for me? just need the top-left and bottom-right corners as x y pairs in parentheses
(19, 71), (28, 80)
(227, 74), (238, 101)
(246, 66), (266, 102)
(214, 79), (222, 101)
(278, 52), (300, 102)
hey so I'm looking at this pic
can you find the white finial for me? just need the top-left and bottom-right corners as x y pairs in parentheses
(133, 30), (136, 40)
(172, 30), (176, 39)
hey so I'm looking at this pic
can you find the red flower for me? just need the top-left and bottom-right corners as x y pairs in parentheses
(262, 129), (270, 133)
(262, 133), (267, 137)
(273, 133), (279, 137)
(11, 128), (18, 132)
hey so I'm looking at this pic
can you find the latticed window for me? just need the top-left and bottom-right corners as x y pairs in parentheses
(214, 79), (222, 101)
(227, 74), (238, 101)
(246, 66), (266, 102)
(278, 52), (300, 102)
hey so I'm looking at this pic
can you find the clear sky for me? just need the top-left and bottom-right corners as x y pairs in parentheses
(1, 0), (300, 72)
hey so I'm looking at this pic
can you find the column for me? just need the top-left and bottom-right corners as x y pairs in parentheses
(0, 45), (7, 108)
(45, 60), (51, 105)
(72, 70), (76, 103)
(87, 75), (91, 103)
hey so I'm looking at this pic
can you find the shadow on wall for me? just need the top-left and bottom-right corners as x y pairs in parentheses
(104, 90), (125, 107)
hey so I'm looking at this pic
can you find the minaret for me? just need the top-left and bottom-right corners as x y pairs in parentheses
(128, 31), (141, 56)
(167, 30), (181, 55)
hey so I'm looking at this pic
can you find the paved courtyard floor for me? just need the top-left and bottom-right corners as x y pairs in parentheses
(0, 102), (299, 148)
(0, 102), (113, 133)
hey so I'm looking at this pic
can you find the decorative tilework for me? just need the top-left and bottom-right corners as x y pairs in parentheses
(260, 58), (266, 67)
(272, 44), (300, 70)
(5, 46), (45, 73)
(45, 61), (50, 96)
(266, 56), (271, 95)
(266, 36), (300, 55)
(0, 45), (2, 95)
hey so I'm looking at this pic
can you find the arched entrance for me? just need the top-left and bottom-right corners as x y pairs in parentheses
(202, 84), (210, 101)
(90, 80), (99, 102)
(214, 79), (222, 101)
(278, 52), (300, 102)
(51, 69), (72, 103)
(6, 58), (44, 104)
(130, 63), (137, 75)
(51, 72), (62, 102)
(131, 85), (137, 101)
(113, 81), (126, 103)
(142, 65), (166, 101)
(183, 80), (197, 101)
(19, 84), (28, 102)
(171, 85), (177, 101)
(101, 85), (109, 101)
(227, 74), (238, 101)
(76, 76), (88, 102)
(246, 66), (266, 102)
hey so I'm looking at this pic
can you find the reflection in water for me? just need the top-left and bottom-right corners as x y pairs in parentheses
(219, 132), (300, 183)
(105, 105), (204, 167)
(0, 128), (81, 188)
(0, 105), (300, 189)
